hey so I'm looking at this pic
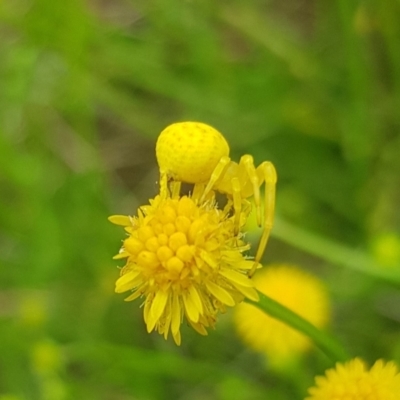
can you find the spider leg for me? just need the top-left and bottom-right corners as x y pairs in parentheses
(159, 171), (169, 199)
(231, 177), (242, 234)
(240, 155), (261, 227)
(170, 181), (182, 199)
(200, 156), (231, 203)
(192, 182), (207, 203)
(249, 161), (277, 277)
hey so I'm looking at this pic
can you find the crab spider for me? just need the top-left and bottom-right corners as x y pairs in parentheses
(156, 121), (277, 277)
(199, 154), (277, 276)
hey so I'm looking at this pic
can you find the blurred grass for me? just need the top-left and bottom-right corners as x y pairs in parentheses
(1, 0), (400, 399)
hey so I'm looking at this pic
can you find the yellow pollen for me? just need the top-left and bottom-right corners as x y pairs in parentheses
(145, 237), (159, 252)
(124, 237), (143, 254)
(153, 222), (164, 235)
(175, 215), (191, 233)
(177, 196), (196, 217)
(157, 233), (169, 246)
(138, 226), (155, 242)
(166, 256), (185, 273)
(176, 245), (194, 262)
(163, 222), (176, 236)
(137, 251), (159, 268)
(169, 232), (187, 251)
(159, 205), (177, 223)
(157, 246), (174, 262)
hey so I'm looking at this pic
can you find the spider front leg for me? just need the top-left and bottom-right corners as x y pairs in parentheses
(159, 171), (169, 199)
(159, 171), (182, 199)
(239, 155), (262, 227)
(199, 156), (231, 203)
(249, 161), (277, 277)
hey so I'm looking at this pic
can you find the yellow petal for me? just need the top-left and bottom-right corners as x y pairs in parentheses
(143, 297), (151, 326)
(188, 320), (208, 336)
(205, 281), (235, 306)
(150, 290), (168, 320)
(183, 291), (200, 323)
(172, 329), (181, 346)
(113, 251), (129, 260)
(124, 290), (143, 302)
(162, 300), (172, 340)
(200, 250), (218, 268)
(219, 268), (254, 287)
(115, 270), (141, 293)
(188, 285), (204, 315)
(171, 293), (181, 335)
(233, 284), (259, 302)
(108, 215), (132, 226)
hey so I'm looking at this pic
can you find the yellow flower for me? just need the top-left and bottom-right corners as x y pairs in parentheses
(371, 232), (400, 268)
(234, 264), (330, 367)
(109, 194), (259, 345)
(31, 340), (63, 375)
(306, 358), (400, 400)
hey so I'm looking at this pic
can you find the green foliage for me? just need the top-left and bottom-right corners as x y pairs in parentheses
(1, 0), (400, 399)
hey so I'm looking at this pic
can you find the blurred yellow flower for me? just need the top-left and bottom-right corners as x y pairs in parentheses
(31, 340), (63, 375)
(371, 232), (400, 268)
(109, 194), (259, 345)
(19, 293), (47, 328)
(306, 358), (400, 400)
(234, 264), (330, 367)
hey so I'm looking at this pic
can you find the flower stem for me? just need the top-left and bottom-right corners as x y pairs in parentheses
(273, 216), (400, 284)
(246, 291), (350, 362)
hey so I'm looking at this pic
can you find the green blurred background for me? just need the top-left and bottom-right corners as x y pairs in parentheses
(1, 0), (400, 399)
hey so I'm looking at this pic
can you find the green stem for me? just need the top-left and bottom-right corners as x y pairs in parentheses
(272, 216), (400, 284)
(246, 291), (350, 362)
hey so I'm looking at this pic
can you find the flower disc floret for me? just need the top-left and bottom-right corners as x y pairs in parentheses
(109, 195), (258, 345)
(306, 358), (400, 400)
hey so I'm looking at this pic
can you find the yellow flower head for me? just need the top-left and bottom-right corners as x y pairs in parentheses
(31, 340), (63, 375)
(306, 358), (400, 400)
(109, 194), (259, 345)
(371, 232), (400, 268)
(234, 264), (330, 367)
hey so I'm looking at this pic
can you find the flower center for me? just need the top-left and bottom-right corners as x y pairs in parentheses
(122, 196), (232, 289)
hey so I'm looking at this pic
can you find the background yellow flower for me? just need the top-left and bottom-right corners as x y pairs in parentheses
(234, 264), (330, 367)
(306, 358), (400, 400)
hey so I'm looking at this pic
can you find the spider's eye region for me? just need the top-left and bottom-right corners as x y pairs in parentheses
(156, 121), (230, 184)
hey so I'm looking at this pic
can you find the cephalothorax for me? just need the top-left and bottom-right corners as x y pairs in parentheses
(156, 121), (277, 276)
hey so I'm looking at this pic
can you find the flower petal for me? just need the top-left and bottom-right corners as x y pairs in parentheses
(188, 285), (204, 315)
(146, 291), (168, 333)
(151, 290), (168, 320)
(188, 320), (208, 336)
(219, 268), (254, 287)
(124, 289), (143, 302)
(183, 291), (200, 323)
(172, 329), (181, 346)
(113, 251), (129, 260)
(232, 284), (259, 302)
(108, 215), (132, 226)
(205, 280), (235, 306)
(115, 270), (141, 293)
(171, 292), (181, 335)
